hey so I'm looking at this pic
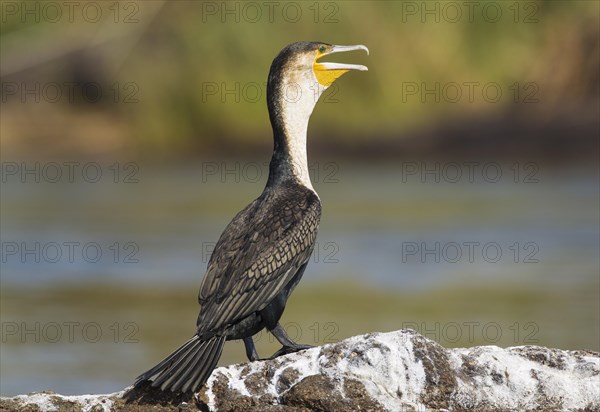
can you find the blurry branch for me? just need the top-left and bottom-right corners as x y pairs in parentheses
(0, 1), (165, 77)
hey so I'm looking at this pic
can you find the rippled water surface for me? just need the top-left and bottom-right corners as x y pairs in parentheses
(1, 162), (598, 395)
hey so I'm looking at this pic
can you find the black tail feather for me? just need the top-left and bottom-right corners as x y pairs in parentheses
(188, 338), (224, 392)
(134, 335), (225, 393)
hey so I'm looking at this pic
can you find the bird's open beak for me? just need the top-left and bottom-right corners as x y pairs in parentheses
(313, 44), (368, 87)
(316, 44), (369, 72)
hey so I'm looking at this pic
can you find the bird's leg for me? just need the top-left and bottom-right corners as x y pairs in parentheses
(268, 323), (314, 359)
(243, 336), (260, 361)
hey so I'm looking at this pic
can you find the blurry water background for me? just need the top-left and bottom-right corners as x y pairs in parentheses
(1, 0), (599, 396)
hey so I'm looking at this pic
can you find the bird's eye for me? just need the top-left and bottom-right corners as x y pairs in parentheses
(319, 46), (326, 53)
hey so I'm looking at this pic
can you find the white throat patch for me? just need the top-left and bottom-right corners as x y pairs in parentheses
(279, 68), (328, 191)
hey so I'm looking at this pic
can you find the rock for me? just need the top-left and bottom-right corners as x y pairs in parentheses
(2, 329), (598, 411)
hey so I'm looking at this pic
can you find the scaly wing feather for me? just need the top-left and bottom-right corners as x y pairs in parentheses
(197, 184), (321, 333)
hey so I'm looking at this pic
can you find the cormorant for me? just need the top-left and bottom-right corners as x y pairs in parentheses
(134, 41), (368, 393)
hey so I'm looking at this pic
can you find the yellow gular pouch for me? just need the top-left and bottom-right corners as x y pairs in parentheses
(313, 62), (350, 87)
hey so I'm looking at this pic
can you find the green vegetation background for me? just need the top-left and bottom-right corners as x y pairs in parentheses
(1, 1), (598, 156)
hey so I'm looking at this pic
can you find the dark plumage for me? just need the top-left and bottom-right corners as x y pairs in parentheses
(135, 182), (320, 393)
(197, 184), (321, 336)
(134, 41), (367, 393)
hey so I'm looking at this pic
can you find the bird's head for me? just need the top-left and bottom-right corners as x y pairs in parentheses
(270, 41), (368, 87)
(265, 41), (368, 188)
(267, 42), (368, 137)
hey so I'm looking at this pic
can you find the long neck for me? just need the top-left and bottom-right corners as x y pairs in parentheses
(266, 70), (325, 191)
